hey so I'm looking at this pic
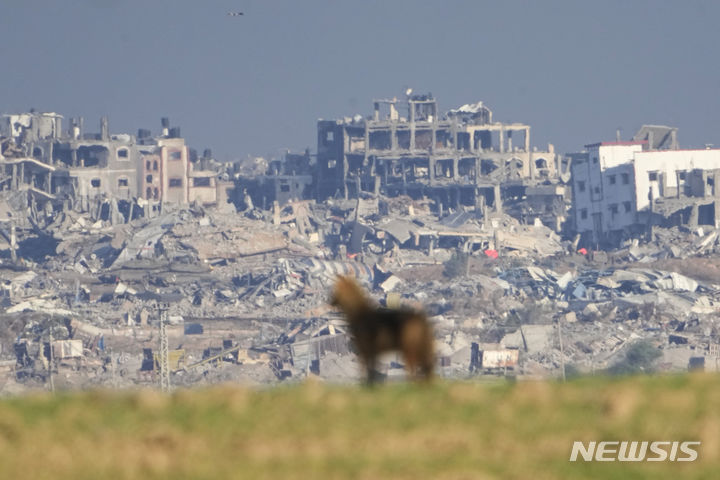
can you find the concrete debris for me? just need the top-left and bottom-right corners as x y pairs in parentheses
(4, 104), (720, 393)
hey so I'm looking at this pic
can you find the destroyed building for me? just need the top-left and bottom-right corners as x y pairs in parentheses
(236, 150), (314, 210)
(571, 126), (720, 246)
(0, 112), (230, 227)
(5, 102), (720, 395)
(315, 94), (569, 229)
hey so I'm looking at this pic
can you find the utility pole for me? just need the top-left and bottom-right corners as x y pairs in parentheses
(9, 220), (17, 263)
(158, 303), (170, 393)
(557, 316), (566, 382)
(48, 326), (55, 393)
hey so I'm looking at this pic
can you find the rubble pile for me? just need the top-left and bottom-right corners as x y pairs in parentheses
(2, 195), (720, 394)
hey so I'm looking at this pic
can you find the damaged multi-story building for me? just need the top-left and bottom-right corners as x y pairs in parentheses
(0, 112), (231, 227)
(571, 125), (720, 246)
(236, 150), (315, 210)
(315, 93), (569, 230)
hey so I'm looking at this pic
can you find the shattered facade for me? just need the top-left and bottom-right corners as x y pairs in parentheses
(572, 130), (720, 246)
(4, 101), (720, 395)
(1, 112), (228, 231)
(316, 94), (568, 222)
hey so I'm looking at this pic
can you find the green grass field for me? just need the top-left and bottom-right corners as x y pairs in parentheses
(0, 374), (718, 479)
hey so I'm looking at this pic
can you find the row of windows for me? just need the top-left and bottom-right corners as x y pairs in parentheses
(579, 202), (633, 219)
(117, 148), (184, 161)
(577, 173), (630, 192)
(91, 178), (129, 188)
(90, 177), (186, 188)
(607, 173), (630, 185)
(648, 171), (687, 182)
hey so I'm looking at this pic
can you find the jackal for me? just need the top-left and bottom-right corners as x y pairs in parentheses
(329, 275), (434, 384)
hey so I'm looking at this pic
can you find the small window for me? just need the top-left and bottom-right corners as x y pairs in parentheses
(117, 148), (129, 159)
(280, 184), (290, 193)
(594, 186), (600, 194)
(146, 174), (153, 183)
(146, 160), (152, 170)
(578, 181), (586, 192)
(326, 131), (334, 143)
(648, 172), (658, 181)
(91, 178), (101, 188)
(193, 177), (211, 187)
(169, 178), (183, 187)
(623, 201), (632, 213)
(153, 160), (158, 171)
(608, 175), (616, 185)
(609, 204), (618, 215)
(621, 173), (630, 184)
(580, 209), (588, 220)
(118, 178), (129, 187)
(169, 151), (182, 161)
(678, 171), (687, 180)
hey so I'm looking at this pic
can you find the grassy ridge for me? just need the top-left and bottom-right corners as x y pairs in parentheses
(0, 375), (719, 479)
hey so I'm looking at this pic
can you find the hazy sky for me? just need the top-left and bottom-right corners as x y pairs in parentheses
(2, 0), (719, 160)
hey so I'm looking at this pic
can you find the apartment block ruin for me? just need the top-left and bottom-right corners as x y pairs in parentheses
(0, 112), (229, 228)
(315, 93), (569, 229)
(571, 125), (720, 246)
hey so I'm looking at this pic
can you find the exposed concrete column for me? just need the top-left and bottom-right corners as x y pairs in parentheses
(12, 164), (17, 189)
(529, 151), (535, 181)
(714, 172), (720, 197)
(529, 150), (534, 181)
(101, 116), (109, 141)
(476, 190), (485, 212)
(429, 157), (435, 186)
(475, 158), (480, 186)
(71, 148), (78, 167)
(452, 156), (459, 180)
(688, 203), (699, 227)
(391, 124), (398, 151)
(525, 127), (530, 152)
(46, 171), (51, 193)
(494, 184), (503, 213)
(410, 103), (416, 151)
(342, 154), (348, 200)
(10, 221), (17, 262)
(499, 127), (505, 153)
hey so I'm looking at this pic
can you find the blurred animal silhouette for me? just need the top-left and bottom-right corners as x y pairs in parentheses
(329, 275), (434, 384)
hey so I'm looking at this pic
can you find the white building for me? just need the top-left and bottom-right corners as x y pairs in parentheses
(634, 149), (720, 211)
(571, 142), (644, 243)
(571, 141), (720, 245)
